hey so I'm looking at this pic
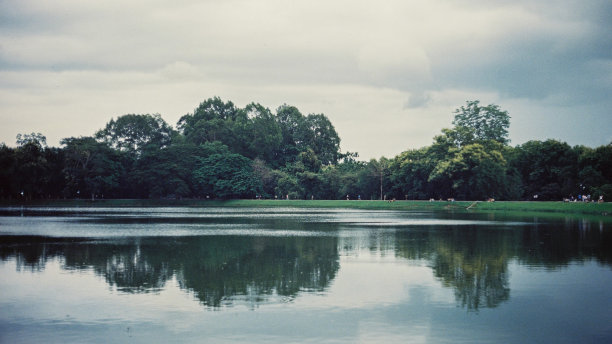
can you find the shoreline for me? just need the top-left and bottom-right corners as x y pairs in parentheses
(1, 199), (610, 216)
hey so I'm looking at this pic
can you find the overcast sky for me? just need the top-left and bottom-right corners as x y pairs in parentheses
(1, 0), (611, 160)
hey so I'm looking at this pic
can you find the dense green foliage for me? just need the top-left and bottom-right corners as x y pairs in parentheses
(1, 98), (611, 201)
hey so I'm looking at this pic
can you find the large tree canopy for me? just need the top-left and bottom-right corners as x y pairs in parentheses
(304, 114), (341, 165)
(194, 152), (262, 199)
(243, 103), (282, 163)
(452, 100), (510, 145)
(510, 139), (578, 200)
(177, 97), (240, 146)
(96, 114), (176, 155)
(61, 136), (124, 199)
(428, 143), (508, 200)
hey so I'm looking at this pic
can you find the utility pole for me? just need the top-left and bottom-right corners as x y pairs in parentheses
(380, 170), (383, 201)
(369, 158), (387, 201)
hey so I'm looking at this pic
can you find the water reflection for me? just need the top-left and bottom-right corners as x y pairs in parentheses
(391, 219), (612, 310)
(1, 208), (611, 312)
(0, 236), (339, 308)
(392, 228), (511, 310)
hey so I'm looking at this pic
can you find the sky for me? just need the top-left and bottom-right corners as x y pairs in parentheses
(1, 0), (611, 160)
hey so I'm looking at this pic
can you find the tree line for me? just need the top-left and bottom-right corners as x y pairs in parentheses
(1, 98), (611, 201)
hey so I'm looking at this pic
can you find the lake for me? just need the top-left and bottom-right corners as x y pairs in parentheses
(1, 206), (611, 343)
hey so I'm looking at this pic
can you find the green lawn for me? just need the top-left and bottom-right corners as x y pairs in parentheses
(0, 198), (468, 211)
(471, 200), (612, 216)
(3, 198), (611, 217)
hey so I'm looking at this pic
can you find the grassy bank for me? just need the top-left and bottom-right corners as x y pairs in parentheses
(471, 200), (612, 216)
(0, 198), (471, 211)
(206, 199), (474, 211)
(2, 198), (611, 216)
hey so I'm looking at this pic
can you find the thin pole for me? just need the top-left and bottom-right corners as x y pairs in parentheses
(380, 171), (383, 201)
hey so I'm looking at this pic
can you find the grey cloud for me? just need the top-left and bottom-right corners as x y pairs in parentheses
(421, 2), (612, 106)
(1, 0), (611, 156)
(404, 92), (432, 109)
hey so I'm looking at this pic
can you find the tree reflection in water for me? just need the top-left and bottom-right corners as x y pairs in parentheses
(0, 236), (340, 308)
(1, 216), (611, 310)
(392, 218), (612, 311)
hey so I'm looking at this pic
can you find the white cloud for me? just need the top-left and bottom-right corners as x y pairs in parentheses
(158, 61), (202, 81)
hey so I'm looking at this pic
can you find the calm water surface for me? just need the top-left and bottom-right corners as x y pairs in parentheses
(1, 206), (611, 343)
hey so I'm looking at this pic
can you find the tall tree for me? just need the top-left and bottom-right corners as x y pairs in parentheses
(61, 136), (125, 199)
(275, 105), (341, 167)
(178, 97), (239, 146)
(357, 158), (390, 200)
(193, 152), (262, 199)
(131, 142), (231, 198)
(428, 143), (508, 200)
(576, 143), (612, 200)
(96, 114), (176, 155)
(16, 132), (47, 147)
(389, 147), (436, 200)
(244, 103), (282, 164)
(42, 146), (66, 199)
(13, 133), (49, 199)
(275, 104), (307, 165)
(452, 100), (510, 145)
(304, 114), (341, 165)
(0, 144), (17, 198)
(510, 140), (578, 200)
(1, 134), (64, 199)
